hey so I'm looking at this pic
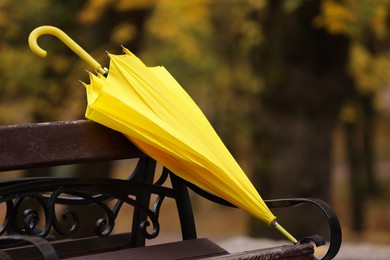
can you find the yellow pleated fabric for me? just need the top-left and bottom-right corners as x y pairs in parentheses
(84, 48), (276, 226)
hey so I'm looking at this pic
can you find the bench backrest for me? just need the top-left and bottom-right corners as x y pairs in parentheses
(0, 120), (144, 171)
(0, 120), (197, 256)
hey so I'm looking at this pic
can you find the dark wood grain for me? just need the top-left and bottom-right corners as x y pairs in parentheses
(66, 238), (228, 260)
(210, 243), (314, 260)
(0, 120), (145, 171)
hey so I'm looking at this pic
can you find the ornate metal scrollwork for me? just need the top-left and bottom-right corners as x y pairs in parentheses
(11, 193), (51, 237)
(0, 159), (175, 241)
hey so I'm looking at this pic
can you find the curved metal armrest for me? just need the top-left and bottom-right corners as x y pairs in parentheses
(265, 198), (342, 260)
(184, 180), (342, 260)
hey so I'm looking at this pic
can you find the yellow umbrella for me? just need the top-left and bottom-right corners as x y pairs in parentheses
(29, 26), (297, 243)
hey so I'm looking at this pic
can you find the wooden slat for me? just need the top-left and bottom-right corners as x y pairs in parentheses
(210, 243), (314, 260)
(1, 233), (133, 260)
(0, 120), (145, 171)
(66, 238), (228, 260)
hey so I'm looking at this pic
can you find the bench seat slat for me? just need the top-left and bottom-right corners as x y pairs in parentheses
(66, 238), (228, 260)
(1, 233), (132, 259)
(0, 120), (145, 171)
(210, 243), (314, 260)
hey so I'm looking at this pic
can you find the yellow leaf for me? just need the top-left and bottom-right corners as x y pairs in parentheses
(314, 0), (355, 35)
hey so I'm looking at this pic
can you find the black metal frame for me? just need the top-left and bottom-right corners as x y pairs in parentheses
(0, 158), (197, 249)
(184, 179), (342, 260)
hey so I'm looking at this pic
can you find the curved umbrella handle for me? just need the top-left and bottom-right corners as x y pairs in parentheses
(28, 25), (107, 75)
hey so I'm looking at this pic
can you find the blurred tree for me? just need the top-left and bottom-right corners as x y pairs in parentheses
(247, 0), (355, 238)
(248, 0), (390, 236)
(317, 0), (390, 232)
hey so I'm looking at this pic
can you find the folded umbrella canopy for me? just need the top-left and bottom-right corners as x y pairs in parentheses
(29, 26), (297, 243)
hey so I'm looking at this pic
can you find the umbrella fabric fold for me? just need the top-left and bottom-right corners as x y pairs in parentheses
(84, 48), (276, 225)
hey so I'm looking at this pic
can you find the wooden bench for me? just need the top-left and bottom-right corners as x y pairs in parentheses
(0, 120), (341, 259)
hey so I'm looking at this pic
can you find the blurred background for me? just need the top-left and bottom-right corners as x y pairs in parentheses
(1, 0), (390, 255)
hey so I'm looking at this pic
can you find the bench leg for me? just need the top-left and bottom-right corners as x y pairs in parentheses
(170, 173), (197, 240)
(131, 158), (157, 247)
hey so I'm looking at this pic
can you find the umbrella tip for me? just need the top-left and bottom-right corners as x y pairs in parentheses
(272, 221), (298, 244)
(120, 45), (130, 54)
(78, 79), (87, 88)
